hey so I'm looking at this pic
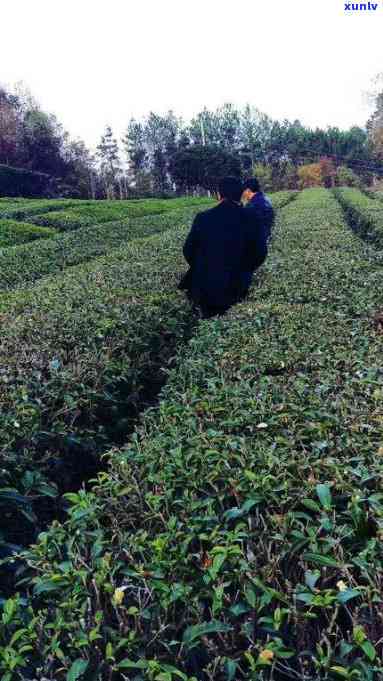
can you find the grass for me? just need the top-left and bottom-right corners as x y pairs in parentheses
(1, 189), (382, 680)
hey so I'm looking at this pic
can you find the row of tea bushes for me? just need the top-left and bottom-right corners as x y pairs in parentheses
(29, 204), (188, 232)
(0, 192), (296, 291)
(3, 190), (382, 680)
(0, 219), (57, 248)
(0, 210), (203, 544)
(29, 193), (288, 232)
(1, 197), (213, 227)
(29, 199), (216, 231)
(0, 191), (294, 232)
(264, 190), (298, 209)
(0, 207), (205, 291)
(0, 198), (88, 220)
(334, 187), (383, 246)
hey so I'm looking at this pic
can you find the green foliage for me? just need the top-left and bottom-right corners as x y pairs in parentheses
(0, 207), (204, 290)
(171, 144), (242, 193)
(0, 198), (90, 220)
(1, 189), (383, 679)
(29, 198), (211, 231)
(298, 162), (323, 188)
(0, 219), (56, 247)
(0, 213), (204, 551)
(252, 163), (273, 192)
(0, 196), (211, 226)
(334, 187), (383, 246)
(0, 164), (54, 198)
(336, 166), (361, 188)
(0, 195), (294, 291)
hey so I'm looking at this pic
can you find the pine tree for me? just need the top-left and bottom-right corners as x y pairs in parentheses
(97, 126), (121, 199)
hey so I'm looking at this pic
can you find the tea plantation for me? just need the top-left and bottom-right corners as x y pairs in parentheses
(0, 189), (383, 681)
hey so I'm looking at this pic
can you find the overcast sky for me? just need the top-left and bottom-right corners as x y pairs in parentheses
(1, 0), (382, 151)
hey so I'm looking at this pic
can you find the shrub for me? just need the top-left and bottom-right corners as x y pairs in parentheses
(22, 198), (214, 231)
(0, 198), (90, 220)
(0, 193), (295, 291)
(0, 164), (55, 198)
(335, 166), (361, 188)
(0, 207), (206, 290)
(252, 163), (273, 192)
(298, 162), (323, 188)
(334, 186), (383, 246)
(0, 208), (209, 562)
(2, 189), (383, 680)
(0, 219), (57, 247)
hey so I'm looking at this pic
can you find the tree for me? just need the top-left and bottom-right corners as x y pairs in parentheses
(0, 87), (24, 166)
(335, 165), (361, 187)
(367, 75), (383, 159)
(298, 163), (323, 188)
(97, 126), (121, 199)
(62, 138), (96, 198)
(21, 110), (66, 176)
(144, 111), (182, 193)
(122, 119), (148, 189)
(252, 163), (273, 192)
(319, 157), (336, 188)
(172, 144), (242, 194)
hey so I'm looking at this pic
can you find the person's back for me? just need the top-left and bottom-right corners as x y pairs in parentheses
(242, 177), (275, 242)
(181, 177), (267, 318)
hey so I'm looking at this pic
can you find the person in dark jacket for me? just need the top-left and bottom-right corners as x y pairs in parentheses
(179, 176), (267, 319)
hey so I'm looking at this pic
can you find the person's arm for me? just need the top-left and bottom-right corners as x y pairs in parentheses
(183, 213), (202, 265)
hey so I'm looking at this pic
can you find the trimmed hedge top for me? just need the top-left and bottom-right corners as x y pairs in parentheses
(1, 189), (383, 680)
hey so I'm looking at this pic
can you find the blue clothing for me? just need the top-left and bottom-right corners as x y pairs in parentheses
(240, 192), (275, 292)
(246, 192), (274, 242)
(181, 200), (267, 309)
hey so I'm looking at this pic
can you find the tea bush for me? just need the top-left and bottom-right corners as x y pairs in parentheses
(0, 199), (89, 220)
(0, 207), (204, 291)
(334, 188), (383, 246)
(28, 199), (216, 232)
(0, 192), (295, 291)
(0, 212), (206, 554)
(0, 219), (57, 248)
(0, 196), (212, 223)
(1, 189), (383, 680)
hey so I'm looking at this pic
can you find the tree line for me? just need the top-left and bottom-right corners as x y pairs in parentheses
(1, 82), (382, 199)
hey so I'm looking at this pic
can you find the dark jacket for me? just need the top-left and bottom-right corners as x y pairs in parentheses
(180, 200), (267, 308)
(245, 192), (274, 242)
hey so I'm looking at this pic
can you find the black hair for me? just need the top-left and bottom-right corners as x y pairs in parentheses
(243, 177), (261, 193)
(218, 176), (243, 203)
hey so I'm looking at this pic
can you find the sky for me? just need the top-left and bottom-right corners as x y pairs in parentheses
(1, 0), (383, 151)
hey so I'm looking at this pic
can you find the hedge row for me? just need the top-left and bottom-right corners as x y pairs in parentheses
(0, 192), (295, 292)
(334, 187), (383, 246)
(28, 192), (293, 232)
(0, 192), (292, 229)
(0, 196), (248, 582)
(0, 199), (90, 220)
(0, 207), (205, 291)
(0, 197), (213, 225)
(0, 194), (292, 576)
(0, 219), (57, 248)
(2, 189), (382, 681)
